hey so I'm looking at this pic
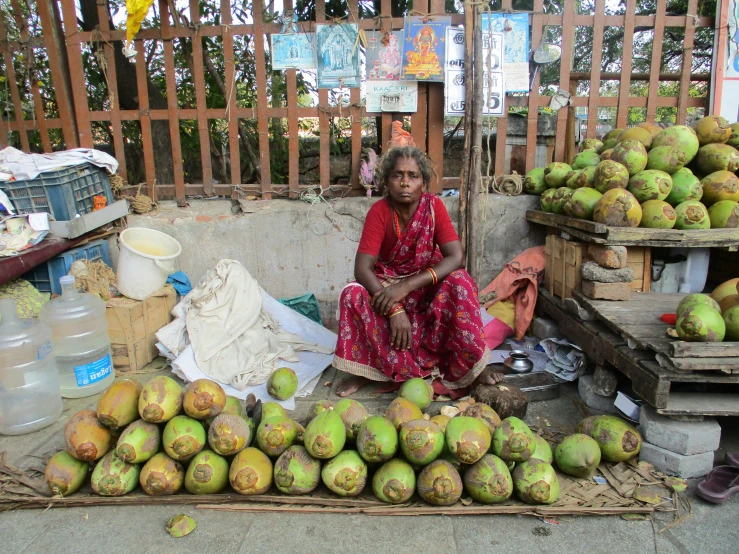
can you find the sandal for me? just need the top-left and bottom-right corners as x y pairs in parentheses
(726, 452), (739, 468)
(697, 465), (739, 504)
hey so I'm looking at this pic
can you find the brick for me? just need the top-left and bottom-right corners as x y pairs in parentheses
(640, 405), (721, 456)
(531, 317), (564, 340)
(195, 215), (212, 222)
(639, 442), (714, 478)
(578, 374), (619, 414)
(581, 262), (635, 283)
(592, 365), (618, 397)
(581, 280), (632, 301)
(588, 244), (627, 269)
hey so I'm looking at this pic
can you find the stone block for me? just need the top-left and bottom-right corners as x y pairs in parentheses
(639, 442), (714, 478)
(578, 374), (619, 414)
(588, 244), (627, 269)
(581, 261), (635, 283)
(640, 405), (721, 455)
(581, 280), (632, 301)
(531, 317), (564, 340)
(592, 365), (618, 397)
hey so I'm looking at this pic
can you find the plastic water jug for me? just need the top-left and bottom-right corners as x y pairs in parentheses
(0, 299), (63, 435)
(40, 276), (115, 398)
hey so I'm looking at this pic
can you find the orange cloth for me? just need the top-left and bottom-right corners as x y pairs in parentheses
(388, 121), (416, 149)
(479, 246), (546, 340)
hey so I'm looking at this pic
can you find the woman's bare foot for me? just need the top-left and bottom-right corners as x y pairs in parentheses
(336, 376), (371, 397)
(474, 367), (505, 386)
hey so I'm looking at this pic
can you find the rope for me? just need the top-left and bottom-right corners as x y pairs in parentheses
(69, 259), (117, 301)
(299, 185), (359, 242)
(109, 174), (124, 196)
(122, 182), (158, 214)
(492, 172), (524, 196)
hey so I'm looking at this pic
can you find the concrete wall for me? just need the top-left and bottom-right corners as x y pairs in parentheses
(114, 195), (544, 327)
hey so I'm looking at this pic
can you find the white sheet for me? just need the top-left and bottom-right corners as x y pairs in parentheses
(0, 147), (118, 180)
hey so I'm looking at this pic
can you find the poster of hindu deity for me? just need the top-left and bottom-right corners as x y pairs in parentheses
(315, 23), (361, 88)
(401, 16), (451, 82)
(271, 33), (317, 70)
(365, 31), (405, 81)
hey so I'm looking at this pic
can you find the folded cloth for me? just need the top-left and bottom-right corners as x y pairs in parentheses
(0, 146), (118, 180)
(167, 271), (192, 296)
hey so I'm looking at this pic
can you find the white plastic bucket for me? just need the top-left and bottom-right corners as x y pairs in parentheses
(117, 228), (182, 300)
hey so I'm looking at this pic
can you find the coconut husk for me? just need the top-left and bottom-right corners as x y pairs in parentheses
(472, 383), (528, 419)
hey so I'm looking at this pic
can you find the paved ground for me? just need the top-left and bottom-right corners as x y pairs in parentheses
(1, 366), (737, 554)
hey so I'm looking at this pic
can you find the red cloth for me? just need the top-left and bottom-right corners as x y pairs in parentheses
(334, 193), (488, 391)
(357, 196), (459, 260)
(479, 246), (547, 340)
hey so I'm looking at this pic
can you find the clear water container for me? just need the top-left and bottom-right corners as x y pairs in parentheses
(40, 276), (115, 398)
(0, 299), (63, 435)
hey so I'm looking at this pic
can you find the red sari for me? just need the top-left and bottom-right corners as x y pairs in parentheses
(333, 194), (489, 393)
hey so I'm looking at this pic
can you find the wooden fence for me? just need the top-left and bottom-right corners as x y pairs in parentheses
(0, 0), (716, 202)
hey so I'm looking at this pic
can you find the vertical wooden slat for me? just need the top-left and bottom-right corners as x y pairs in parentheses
(349, 0), (361, 192)
(554, 0), (575, 162)
(645, 0), (667, 123)
(252, 0), (272, 196)
(284, 0), (299, 198)
(96, 0), (126, 176)
(221, 0), (242, 187)
(410, 0), (429, 151)
(676, 0), (699, 124)
(0, 12), (30, 151)
(134, 41), (156, 197)
(493, 0), (512, 177)
(36, 0), (78, 147)
(616, 0), (636, 128)
(525, 1), (545, 172)
(586, 0), (605, 139)
(427, 0), (445, 192)
(316, 0), (330, 189)
(159, 0), (185, 201)
(190, 0), (213, 193)
(381, 114), (392, 150)
(60, 0), (93, 148)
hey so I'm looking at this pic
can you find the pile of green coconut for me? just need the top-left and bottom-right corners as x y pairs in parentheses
(674, 278), (739, 342)
(525, 115), (739, 230)
(45, 372), (644, 507)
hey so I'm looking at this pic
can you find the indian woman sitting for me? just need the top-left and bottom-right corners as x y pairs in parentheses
(333, 145), (502, 398)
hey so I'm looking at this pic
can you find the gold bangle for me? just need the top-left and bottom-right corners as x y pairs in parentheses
(427, 267), (438, 285)
(389, 309), (406, 318)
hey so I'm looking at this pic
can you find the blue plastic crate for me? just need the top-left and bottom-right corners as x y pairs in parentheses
(23, 239), (112, 296)
(0, 163), (113, 220)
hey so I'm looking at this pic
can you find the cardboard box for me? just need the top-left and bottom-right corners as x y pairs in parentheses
(106, 285), (177, 372)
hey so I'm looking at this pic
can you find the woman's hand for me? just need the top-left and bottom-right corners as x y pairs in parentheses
(370, 282), (409, 315)
(389, 311), (412, 351)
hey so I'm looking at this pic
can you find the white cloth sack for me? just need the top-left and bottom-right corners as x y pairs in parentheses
(0, 146), (118, 180)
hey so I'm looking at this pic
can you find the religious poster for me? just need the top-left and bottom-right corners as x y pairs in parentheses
(366, 81), (418, 113)
(481, 13), (529, 92)
(444, 69), (504, 117)
(315, 23), (361, 88)
(401, 16), (451, 82)
(365, 30), (404, 81)
(271, 33), (317, 70)
(445, 27), (503, 72)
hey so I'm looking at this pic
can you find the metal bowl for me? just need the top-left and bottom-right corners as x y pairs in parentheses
(503, 350), (534, 374)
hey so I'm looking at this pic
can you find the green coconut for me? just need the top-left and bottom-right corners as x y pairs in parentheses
(462, 404), (502, 436)
(567, 166), (597, 189)
(222, 396), (243, 417)
(652, 125), (700, 164)
(530, 435), (553, 464)
(184, 449), (229, 494)
(356, 416), (398, 463)
(587, 415), (643, 462)
(491, 416), (536, 463)
(696, 143), (739, 174)
(564, 187), (603, 220)
(640, 200), (677, 229)
(385, 397), (423, 430)
(600, 148), (614, 160)
(262, 402), (288, 421)
(445, 416), (492, 465)
(429, 414), (451, 432)
(610, 140), (648, 176)
(138, 376), (183, 423)
(694, 115), (732, 145)
(603, 128), (625, 142)
(274, 445), (321, 494)
(417, 459), (463, 506)
(399, 419), (445, 465)
(372, 458), (416, 504)
(551, 187), (574, 215)
(677, 305), (726, 343)
(321, 450), (368, 497)
(577, 416), (599, 436)
(333, 399), (369, 441)
(728, 122), (739, 148)
(724, 304), (739, 341)
(162, 415), (206, 461)
(701, 171), (739, 206)
(594, 160), (630, 193)
(116, 419), (160, 464)
(463, 453), (513, 504)
(208, 413), (252, 456)
(677, 294), (721, 319)
(303, 409), (346, 459)
(580, 138), (604, 152)
(64, 409), (112, 462)
(267, 367), (299, 400)
(45, 451), (89, 497)
(571, 151), (601, 170)
(229, 447), (273, 495)
(592, 188), (643, 227)
(139, 452), (185, 496)
(91, 450), (140, 496)
(617, 127), (653, 149)
(708, 200), (739, 228)
(398, 378), (434, 410)
(540, 188), (557, 212)
(674, 200), (710, 230)
(512, 460), (560, 505)
(182, 378), (227, 420)
(544, 162), (573, 188)
(166, 514), (196, 538)
(665, 168), (703, 206)
(554, 434), (602, 478)
(524, 167), (548, 195)
(256, 416), (299, 457)
(646, 145), (686, 175)
(638, 122), (666, 139)
(627, 170), (673, 203)
(307, 401), (334, 422)
(712, 278), (739, 303)
(96, 378), (143, 429)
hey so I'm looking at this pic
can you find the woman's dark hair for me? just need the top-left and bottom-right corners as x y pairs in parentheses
(376, 146), (434, 194)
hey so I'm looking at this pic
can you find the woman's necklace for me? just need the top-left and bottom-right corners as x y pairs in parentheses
(392, 209), (401, 238)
